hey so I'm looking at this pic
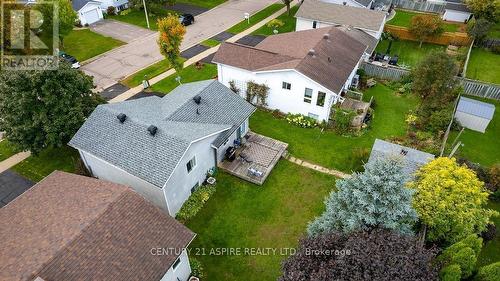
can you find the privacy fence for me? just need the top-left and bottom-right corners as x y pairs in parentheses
(360, 62), (500, 100)
(384, 25), (472, 46)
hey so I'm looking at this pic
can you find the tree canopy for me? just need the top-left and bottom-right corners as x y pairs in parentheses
(409, 157), (497, 244)
(467, 18), (492, 44)
(157, 15), (186, 73)
(465, 0), (500, 22)
(36, 0), (77, 42)
(409, 15), (444, 47)
(280, 228), (438, 281)
(308, 156), (417, 237)
(0, 64), (102, 154)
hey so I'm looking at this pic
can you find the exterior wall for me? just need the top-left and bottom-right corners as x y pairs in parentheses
(216, 119), (250, 163)
(442, 10), (471, 22)
(321, 0), (370, 8)
(455, 112), (489, 133)
(295, 17), (383, 39)
(217, 64), (340, 121)
(163, 133), (220, 216)
(160, 249), (192, 281)
(99, 0), (129, 11)
(78, 3), (103, 25)
(79, 150), (169, 212)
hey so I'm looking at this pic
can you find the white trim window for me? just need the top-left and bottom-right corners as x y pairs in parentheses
(186, 156), (196, 173)
(308, 113), (319, 120)
(172, 256), (181, 271)
(282, 81), (291, 90)
(316, 91), (326, 107)
(304, 88), (313, 103)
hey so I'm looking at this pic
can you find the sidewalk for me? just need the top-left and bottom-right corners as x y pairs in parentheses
(110, 1), (297, 103)
(0, 152), (31, 174)
(285, 155), (350, 179)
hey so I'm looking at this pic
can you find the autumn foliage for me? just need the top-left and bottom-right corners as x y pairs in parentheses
(157, 15), (186, 72)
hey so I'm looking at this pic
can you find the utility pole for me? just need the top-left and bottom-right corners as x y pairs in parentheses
(142, 0), (150, 29)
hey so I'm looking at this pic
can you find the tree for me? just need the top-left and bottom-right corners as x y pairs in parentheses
(409, 15), (444, 47)
(157, 15), (186, 74)
(0, 64), (102, 154)
(36, 0), (77, 44)
(467, 18), (492, 44)
(307, 156), (417, 237)
(282, 0), (292, 16)
(280, 228), (439, 281)
(408, 157), (498, 244)
(465, 0), (500, 22)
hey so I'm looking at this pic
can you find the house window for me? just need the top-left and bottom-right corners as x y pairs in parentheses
(304, 88), (313, 103)
(312, 21), (317, 28)
(316, 91), (326, 107)
(172, 257), (181, 271)
(282, 81), (291, 90)
(186, 156), (196, 173)
(308, 113), (319, 120)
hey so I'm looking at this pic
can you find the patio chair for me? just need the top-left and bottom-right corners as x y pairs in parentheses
(247, 166), (264, 178)
(239, 152), (253, 164)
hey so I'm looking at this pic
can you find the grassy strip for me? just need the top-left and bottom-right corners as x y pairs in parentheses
(251, 5), (299, 36)
(150, 63), (217, 94)
(0, 140), (20, 162)
(121, 58), (186, 88)
(201, 38), (220, 48)
(177, 0), (227, 9)
(226, 3), (285, 34)
(108, 9), (174, 31)
(63, 29), (124, 61)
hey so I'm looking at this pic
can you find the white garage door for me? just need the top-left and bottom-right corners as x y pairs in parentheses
(84, 9), (100, 24)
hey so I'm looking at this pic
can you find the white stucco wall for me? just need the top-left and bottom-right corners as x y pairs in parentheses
(443, 10), (471, 22)
(321, 0), (371, 9)
(295, 17), (384, 39)
(78, 3), (103, 25)
(215, 119), (250, 163)
(160, 249), (192, 281)
(455, 112), (490, 133)
(217, 64), (341, 121)
(79, 150), (169, 212)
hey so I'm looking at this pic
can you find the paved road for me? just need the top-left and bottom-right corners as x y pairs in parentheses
(0, 170), (34, 207)
(83, 0), (277, 91)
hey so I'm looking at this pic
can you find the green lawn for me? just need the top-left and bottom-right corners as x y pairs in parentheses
(252, 5), (299, 36)
(109, 9), (173, 30)
(12, 146), (79, 182)
(387, 9), (462, 32)
(0, 140), (20, 162)
(186, 160), (335, 281)
(487, 22), (500, 39)
(466, 48), (500, 84)
(62, 29), (124, 61)
(448, 97), (500, 167)
(477, 200), (500, 266)
(226, 3), (285, 34)
(375, 39), (446, 68)
(250, 84), (418, 173)
(201, 38), (221, 48)
(177, 0), (226, 9)
(121, 58), (186, 88)
(151, 63), (217, 94)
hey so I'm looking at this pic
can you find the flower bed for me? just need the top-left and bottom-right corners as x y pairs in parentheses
(285, 113), (317, 128)
(176, 184), (216, 222)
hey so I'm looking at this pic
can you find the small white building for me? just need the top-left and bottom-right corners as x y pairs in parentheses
(321, 0), (374, 9)
(72, 0), (104, 25)
(69, 80), (255, 216)
(213, 27), (368, 121)
(455, 97), (495, 133)
(442, 0), (472, 22)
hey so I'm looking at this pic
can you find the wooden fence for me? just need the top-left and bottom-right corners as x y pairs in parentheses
(384, 25), (472, 46)
(360, 62), (500, 100)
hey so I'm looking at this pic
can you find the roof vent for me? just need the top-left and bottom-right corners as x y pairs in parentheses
(308, 49), (316, 57)
(147, 125), (158, 136)
(193, 95), (201, 104)
(400, 149), (408, 156)
(117, 113), (127, 123)
(323, 33), (330, 40)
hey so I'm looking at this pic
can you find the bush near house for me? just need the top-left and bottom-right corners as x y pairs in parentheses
(176, 184), (216, 223)
(285, 113), (317, 128)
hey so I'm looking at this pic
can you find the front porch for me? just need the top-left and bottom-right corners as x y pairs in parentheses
(218, 132), (288, 185)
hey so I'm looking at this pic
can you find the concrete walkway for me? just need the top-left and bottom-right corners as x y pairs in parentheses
(109, 1), (297, 103)
(0, 152), (31, 174)
(285, 155), (350, 179)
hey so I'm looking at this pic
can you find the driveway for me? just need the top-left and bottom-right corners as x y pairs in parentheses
(90, 20), (155, 43)
(0, 170), (34, 207)
(82, 0), (277, 91)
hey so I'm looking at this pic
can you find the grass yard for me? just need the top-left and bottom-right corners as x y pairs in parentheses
(487, 22), (500, 39)
(177, 0), (226, 9)
(466, 48), (500, 84)
(121, 58), (186, 88)
(387, 9), (463, 32)
(0, 140), (20, 162)
(252, 5), (299, 36)
(251, 84), (418, 173)
(201, 38), (220, 48)
(186, 160), (335, 281)
(12, 146), (79, 182)
(477, 200), (500, 266)
(150, 63), (217, 94)
(226, 3), (285, 34)
(109, 9), (173, 30)
(375, 39), (446, 68)
(62, 29), (124, 61)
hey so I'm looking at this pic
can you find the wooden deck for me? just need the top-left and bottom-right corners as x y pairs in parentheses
(218, 132), (288, 185)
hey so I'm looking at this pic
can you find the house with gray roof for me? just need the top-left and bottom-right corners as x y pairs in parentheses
(368, 139), (435, 176)
(321, 0), (374, 9)
(455, 96), (495, 133)
(69, 80), (255, 216)
(72, 0), (103, 25)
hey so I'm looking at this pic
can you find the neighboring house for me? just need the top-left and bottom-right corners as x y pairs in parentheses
(442, 0), (472, 22)
(72, 0), (103, 25)
(368, 139), (435, 175)
(0, 171), (196, 281)
(213, 27), (367, 121)
(295, 0), (387, 40)
(455, 96), (495, 133)
(99, 0), (129, 12)
(69, 80), (255, 216)
(321, 0), (374, 9)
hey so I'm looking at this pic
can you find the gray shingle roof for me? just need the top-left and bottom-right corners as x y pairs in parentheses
(72, 0), (99, 11)
(368, 139), (435, 175)
(457, 97), (495, 120)
(445, 1), (471, 12)
(69, 80), (255, 188)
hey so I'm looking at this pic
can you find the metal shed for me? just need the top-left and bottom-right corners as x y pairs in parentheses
(455, 97), (495, 133)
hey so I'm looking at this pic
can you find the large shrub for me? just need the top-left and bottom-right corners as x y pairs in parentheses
(332, 108), (356, 134)
(476, 262), (500, 281)
(176, 185), (216, 222)
(189, 257), (205, 279)
(440, 264), (462, 281)
(437, 235), (483, 279)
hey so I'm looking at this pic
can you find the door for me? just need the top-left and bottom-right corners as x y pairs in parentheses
(84, 9), (100, 24)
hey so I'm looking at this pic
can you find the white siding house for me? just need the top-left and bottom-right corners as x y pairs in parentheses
(72, 0), (104, 25)
(99, 0), (129, 12)
(160, 249), (192, 281)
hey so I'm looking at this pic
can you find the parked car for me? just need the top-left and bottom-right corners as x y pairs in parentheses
(59, 51), (80, 69)
(179, 13), (194, 26)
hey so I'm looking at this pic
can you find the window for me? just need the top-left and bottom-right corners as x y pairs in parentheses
(308, 113), (319, 120)
(304, 88), (313, 103)
(186, 156), (196, 173)
(172, 257), (181, 271)
(316, 91), (326, 106)
(312, 21), (317, 28)
(282, 81), (291, 90)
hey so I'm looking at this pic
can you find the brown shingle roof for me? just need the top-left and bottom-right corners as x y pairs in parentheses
(0, 171), (195, 281)
(296, 0), (386, 32)
(213, 27), (367, 93)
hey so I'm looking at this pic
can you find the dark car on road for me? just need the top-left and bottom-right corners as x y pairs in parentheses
(179, 13), (194, 26)
(59, 51), (80, 69)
